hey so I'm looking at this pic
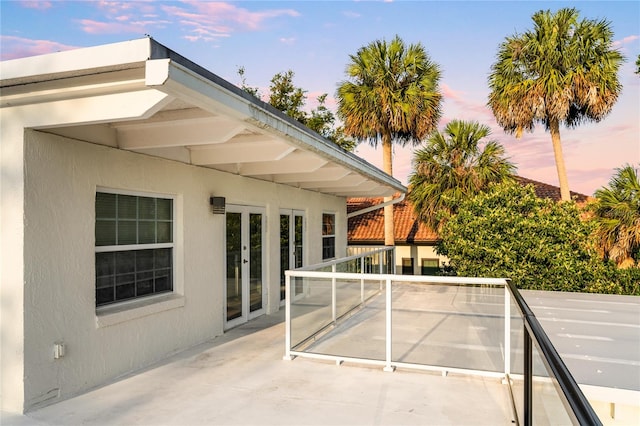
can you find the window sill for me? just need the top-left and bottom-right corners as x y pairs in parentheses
(96, 293), (185, 328)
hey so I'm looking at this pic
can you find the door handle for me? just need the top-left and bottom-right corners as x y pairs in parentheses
(243, 259), (248, 264)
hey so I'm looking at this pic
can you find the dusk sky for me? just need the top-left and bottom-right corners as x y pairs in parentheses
(1, 0), (639, 195)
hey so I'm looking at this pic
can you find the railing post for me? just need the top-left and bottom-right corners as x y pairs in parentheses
(283, 273), (293, 361)
(332, 264), (337, 324)
(360, 255), (365, 304)
(504, 284), (511, 378)
(383, 277), (395, 372)
(379, 251), (384, 290)
(524, 327), (533, 426)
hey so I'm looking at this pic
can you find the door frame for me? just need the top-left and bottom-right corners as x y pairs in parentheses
(224, 204), (266, 330)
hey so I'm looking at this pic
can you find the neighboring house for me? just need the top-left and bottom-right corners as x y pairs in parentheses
(0, 38), (405, 413)
(348, 176), (590, 275)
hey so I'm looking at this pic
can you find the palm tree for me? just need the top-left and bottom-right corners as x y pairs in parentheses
(488, 8), (624, 201)
(337, 35), (442, 245)
(408, 120), (515, 230)
(591, 165), (640, 268)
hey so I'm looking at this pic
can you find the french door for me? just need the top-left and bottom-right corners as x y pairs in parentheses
(280, 210), (305, 305)
(225, 205), (265, 328)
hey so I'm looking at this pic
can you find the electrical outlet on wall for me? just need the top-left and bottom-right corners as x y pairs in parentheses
(53, 342), (65, 359)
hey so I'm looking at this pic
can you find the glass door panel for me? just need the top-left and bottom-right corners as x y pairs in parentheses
(294, 213), (304, 296)
(226, 212), (242, 321)
(249, 213), (263, 313)
(280, 215), (290, 302)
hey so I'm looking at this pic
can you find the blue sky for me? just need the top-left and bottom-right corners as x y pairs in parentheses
(1, 0), (639, 195)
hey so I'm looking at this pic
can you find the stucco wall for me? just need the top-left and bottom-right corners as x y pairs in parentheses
(17, 130), (345, 411)
(0, 117), (27, 413)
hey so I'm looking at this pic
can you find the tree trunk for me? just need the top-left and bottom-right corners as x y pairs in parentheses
(382, 131), (395, 246)
(550, 119), (571, 201)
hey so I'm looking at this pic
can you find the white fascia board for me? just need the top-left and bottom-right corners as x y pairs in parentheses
(0, 38), (151, 84)
(3, 90), (172, 129)
(146, 57), (406, 196)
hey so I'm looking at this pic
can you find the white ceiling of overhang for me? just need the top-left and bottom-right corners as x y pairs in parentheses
(110, 100), (395, 197)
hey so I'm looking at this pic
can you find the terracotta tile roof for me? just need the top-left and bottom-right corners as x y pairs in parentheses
(347, 176), (591, 244)
(347, 197), (439, 244)
(513, 176), (591, 204)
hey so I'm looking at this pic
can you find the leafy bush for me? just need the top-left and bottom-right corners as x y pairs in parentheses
(437, 181), (600, 291)
(585, 262), (640, 295)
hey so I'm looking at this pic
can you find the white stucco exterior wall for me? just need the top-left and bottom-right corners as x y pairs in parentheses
(0, 114), (27, 413)
(9, 129), (346, 412)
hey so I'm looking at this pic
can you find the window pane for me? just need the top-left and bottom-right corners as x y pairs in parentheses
(136, 250), (154, 271)
(157, 198), (172, 220)
(155, 274), (171, 292)
(157, 222), (172, 243)
(138, 197), (156, 220)
(155, 248), (172, 269)
(96, 252), (115, 276)
(115, 283), (135, 301)
(322, 214), (335, 236)
(323, 236), (335, 260)
(96, 287), (114, 305)
(96, 193), (116, 219)
(118, 220), (137, 245)
(295, 215), (303, 268)
(118, 195), (137, 219)
(96, 220), (116, 246)
(136, 271), (154, 296)
(116, 273), (135, 286)
(115, 251), (135, 274)
(138, 221), (156, 244)
(96, 275), (114, 290)
(96, 249), (173, 307)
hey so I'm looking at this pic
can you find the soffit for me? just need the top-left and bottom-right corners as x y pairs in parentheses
(106, 101), (398, 197)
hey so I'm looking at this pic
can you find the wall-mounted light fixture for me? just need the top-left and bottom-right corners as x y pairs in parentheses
(210, 196), (225, 214)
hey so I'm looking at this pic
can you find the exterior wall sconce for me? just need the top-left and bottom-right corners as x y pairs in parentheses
(210, 196), (225, 214)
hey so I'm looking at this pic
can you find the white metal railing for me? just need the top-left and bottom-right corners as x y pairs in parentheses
(283, 248), (601, 425)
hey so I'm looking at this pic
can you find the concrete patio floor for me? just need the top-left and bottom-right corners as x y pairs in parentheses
(3, 311), (514, 426)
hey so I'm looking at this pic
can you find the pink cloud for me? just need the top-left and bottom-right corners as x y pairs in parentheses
(613, 35), (639, 48)
(97, 0), (155, 15)
(78, 19), (146, 35)
(73, 1), (167, 35)
(0, 35), (77, 60)
(19, 1), (52, 10)
(162, 1), (300, 41)
(279, 37), (296, 45)
(440, 83), (464, 101)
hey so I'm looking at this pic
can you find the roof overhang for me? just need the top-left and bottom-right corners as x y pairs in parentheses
(0, 38), (405, 198)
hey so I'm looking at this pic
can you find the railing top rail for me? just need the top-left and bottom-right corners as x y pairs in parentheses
(293, 246), (393, 271)
(285, 269), (508, 286)
(507, 281), (602, 426)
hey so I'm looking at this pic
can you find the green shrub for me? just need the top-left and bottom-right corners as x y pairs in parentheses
(586, 263), (640, 295)
(437, 181), (601, 292)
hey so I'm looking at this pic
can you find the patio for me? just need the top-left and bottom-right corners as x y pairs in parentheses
(3, 311), (514, 425)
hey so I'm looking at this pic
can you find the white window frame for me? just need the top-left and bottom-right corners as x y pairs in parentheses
(95, 187), (178, 314)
